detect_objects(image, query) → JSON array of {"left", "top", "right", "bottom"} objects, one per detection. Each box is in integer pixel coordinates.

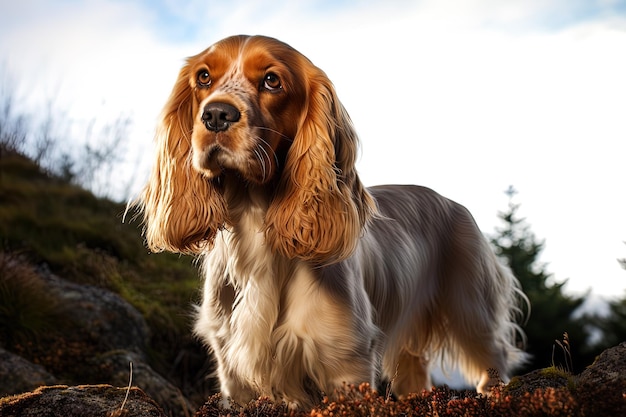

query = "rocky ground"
[
  {"left": 1, "top": 341, "right": 625, "bottom": 416},
  {"left": 0, "top": 258, "right": 197, "bottom": 416},
  {"left": 1, "top": 261, "right": 624, "bottom": 416}
]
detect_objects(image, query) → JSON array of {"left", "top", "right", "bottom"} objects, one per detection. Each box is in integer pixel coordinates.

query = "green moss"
[
  {"left": 540, "top": 366, "right": 568, "bottom": 378},
  {"left": 505, "top": 375, "right": 523, "bottom": 392},
  {"left": 0, "top": 147, "right": 203, "bottom": 392},
  {"left": 540, "top": 366, "right": 578, "bottom": 391}
]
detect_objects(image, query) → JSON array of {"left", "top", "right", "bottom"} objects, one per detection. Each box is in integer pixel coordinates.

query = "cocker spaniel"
[{"left": 137, "top": 35, "right": 527, "bottom": 408}]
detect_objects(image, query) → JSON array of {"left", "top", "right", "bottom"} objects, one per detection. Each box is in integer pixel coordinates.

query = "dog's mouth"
[
  {"left": 194, "top": 140, "right": 275, "bottom": 184},
  {"left": 205, "top": 145, "right": 225, "bottom": 173},
  {"left": 193, "top": 144, "right": 230, "bottom": 178}
]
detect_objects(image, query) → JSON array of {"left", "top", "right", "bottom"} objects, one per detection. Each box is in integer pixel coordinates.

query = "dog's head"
[{"left": 139, "top": 35, "right": 375, "bottom": 263}]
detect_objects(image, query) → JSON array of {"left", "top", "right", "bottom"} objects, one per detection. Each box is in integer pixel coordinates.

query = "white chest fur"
[{"left": 194, "top": 212, "right": 378, "bottom": 405}]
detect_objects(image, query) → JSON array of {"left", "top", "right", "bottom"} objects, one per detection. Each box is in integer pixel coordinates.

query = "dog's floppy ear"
[
  {"left": 265, "top": 65, "right": 376, "bottom": 264},
  {"left": 137, "top": 61, "right": 228, "bottom": 255}
]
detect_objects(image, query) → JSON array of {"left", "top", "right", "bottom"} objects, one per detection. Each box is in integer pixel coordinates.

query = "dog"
[{"left": 136, "top": 35, "right": 527, "bottom": 408}]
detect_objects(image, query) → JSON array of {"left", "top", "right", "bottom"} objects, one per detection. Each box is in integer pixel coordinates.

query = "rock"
[
  {"left": 33, "top": 272, "right": 196, "bottom": 416},
  {"left": 503, "top": 367, "right": 574, "bottom": 398},
  {"left": 576, "top": 341, "right": 626, "bottom": 416},
  {"left": 40, "top": 272, "right": 150, "bottom": 355},
  {"left": 577, "top": 341, "right": 626, "bottom": 387},
  {"left": 94, "top": 350, "right": 195, "bottom": 417},
  {"left": 501, "top": 342, "right": 626, "bottom": 415},
  {"left": 0, "top": 258, "right": 196, "bottom": 417},
  {"left": 0, "top": 348, "right": 58, "bottom": 396},
  {"left": 0, "top": 385, "right": 166, "bottom": 417}
]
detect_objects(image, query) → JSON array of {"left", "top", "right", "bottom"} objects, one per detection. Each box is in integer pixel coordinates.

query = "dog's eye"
[
  {"left": 263, "top": 73, "right": 282, "bottom": 92},
  {"left": 197, "top": 69, "right": 211, "bottom": 87}
]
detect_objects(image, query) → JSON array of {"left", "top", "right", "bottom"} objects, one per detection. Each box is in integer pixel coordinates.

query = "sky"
[{"left": 1, "top": 0, "right": 625, "bottom": 300}]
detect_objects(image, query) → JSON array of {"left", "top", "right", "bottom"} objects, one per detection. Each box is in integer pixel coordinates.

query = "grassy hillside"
[{"left": 0, "top": 146, "right": 212, "bottom": 402}]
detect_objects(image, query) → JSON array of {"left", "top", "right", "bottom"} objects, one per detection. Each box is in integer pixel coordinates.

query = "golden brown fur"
[
  {"left": 140, "top": 35, "right": 374, "bottom": 262},
  {"left": 136, "top": 35, "right": 528, "bottom": 409}
]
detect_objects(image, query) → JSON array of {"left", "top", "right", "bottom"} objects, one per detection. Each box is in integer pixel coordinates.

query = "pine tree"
[
  {"left": 592, "top": 247, "right": 626, "bottom": 348},
  {"left": 490, "top": 186, "right": 594, "bottom": 373},
  {"left": 596, "top": 297, "right": 626, "bottom": 348}
]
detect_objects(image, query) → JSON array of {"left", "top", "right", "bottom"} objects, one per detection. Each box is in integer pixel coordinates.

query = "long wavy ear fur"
[
  {"left": 265, "top": 66, "right": 376, "bottom": 264},
  {"left": 137, "top": 63, "right": 228, "bottom": 254}
]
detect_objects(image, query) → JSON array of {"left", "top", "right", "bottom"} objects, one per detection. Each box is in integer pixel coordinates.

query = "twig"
[
  {"left": 120, "top": 361, "right": 133, "bottom": 411},
  {"left": 108, "top": 361, "right": 133, "bottom": 417}
]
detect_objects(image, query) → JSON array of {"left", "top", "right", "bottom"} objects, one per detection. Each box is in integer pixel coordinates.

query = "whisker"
[
  {"left": 254, "top": 126, "right": 294, "bottom": 143},
  {"left": 256, "top": 137, "right": 280, "bottom": 170},
  {"left": 252, "top": 147, "right": 267, "bottom": 183},
  {"left": 258, "top": 146, "right": 272, "bottom": 182}
]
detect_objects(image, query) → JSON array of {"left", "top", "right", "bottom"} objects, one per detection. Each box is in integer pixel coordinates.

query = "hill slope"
[{"left": 0, "top": 147, "right": 212, "bottom": 414}]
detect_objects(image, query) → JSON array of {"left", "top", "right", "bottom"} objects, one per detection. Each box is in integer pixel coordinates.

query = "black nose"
[{"left": 201, "top": 102, "right": 241, "bottom": 132}]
